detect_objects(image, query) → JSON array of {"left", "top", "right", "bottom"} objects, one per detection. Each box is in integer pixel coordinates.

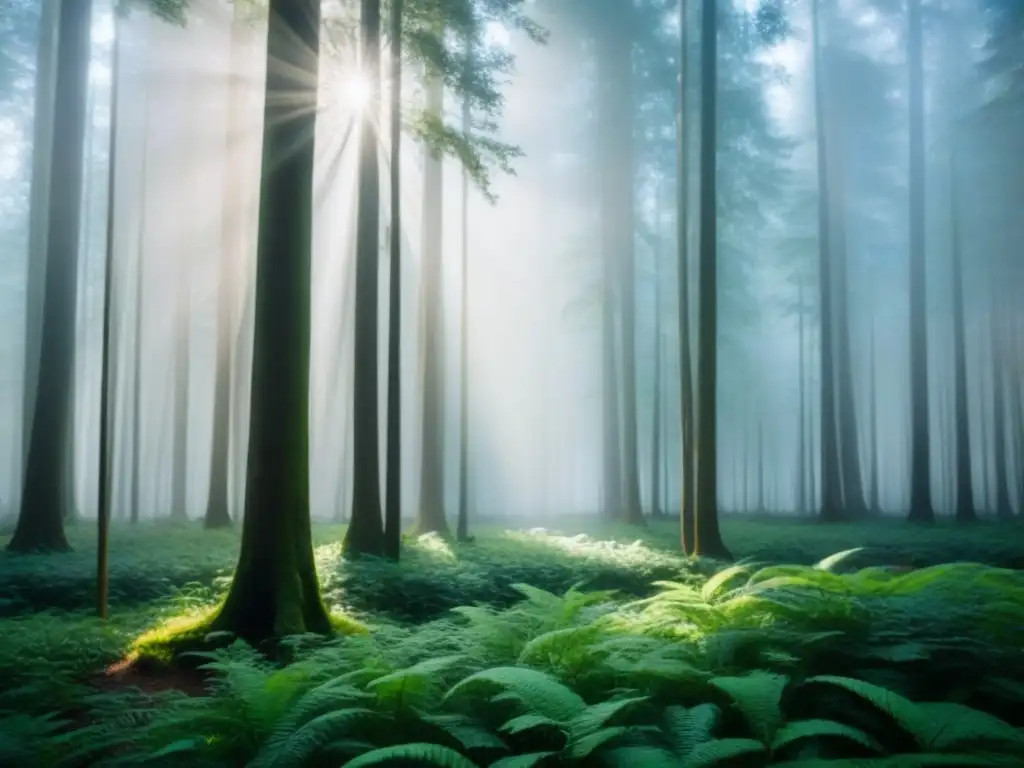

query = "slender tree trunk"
[
  {"left": 97, "top": 12, "right": 122, "bottom": 618},
  {"left": 949, "top": 137, "right": 976, "bottom": 522},
  {"left": 693, "top": 0, "right": 729, "bottom": 559},
  {"left": 811, "top": 0, "right": 844, "bottom": 523},
  {"left": 344, "top": 0, "right": 386, "bottom": 555},
  {"left": 757, "top": 420, "right": 764, "bottom": 514},
  {"left": 415, "top": 70, "right": 449, "bottom": 535},
  {"left": 796, "top": 282, "right": 807, "bottom": 514},
  {"left": 869, "top": 319, "right": 882, "bottom": 515},
  {"left": 456, "top": 57, "right": 471, "bottom": 543},
  {"left": 210, "top": 0, "right": 331, "bottom": 643},
  {"left": 596, "top": 21, "right": 624, "bottom": 522},
  {"left": 205, "top": 6, "right": 250, "bottom": 530},
  {"left": 907, "top": 0, "right": 934, "bottom": 522},
  {"left": 831, "top": 135, "right": 867, "bottom": 518},
  {"left": 383, "top": 0, "right": 404, "bottom": 558},
  {"left": 991, "top": 307, "right": 1014, "bottom": 518},
  {"left": 9, "top": 0, "right": 93, "bottom": 553},
  {"left": 649, "top": 215, "right": 663, "bottom": 519},
  {"left": 677, "top": 0, "right": 696, "bottom": 552},
  {"left": 612, "top": 28, "right": 644, "bottom": 527}
]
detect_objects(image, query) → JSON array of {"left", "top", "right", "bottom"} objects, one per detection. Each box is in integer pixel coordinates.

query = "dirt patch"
[{"left": 89, "top": 657, "right": 209, "bottom": 699}]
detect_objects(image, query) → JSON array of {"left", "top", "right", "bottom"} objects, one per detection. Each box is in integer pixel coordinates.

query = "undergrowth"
[{"left": 2, "top": 547, "right": 1023, "bottom": 767}]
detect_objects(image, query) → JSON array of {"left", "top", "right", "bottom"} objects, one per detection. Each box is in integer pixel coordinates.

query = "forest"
[{"left": 1, "top": 0, "right": 1023, "bottom": 764}]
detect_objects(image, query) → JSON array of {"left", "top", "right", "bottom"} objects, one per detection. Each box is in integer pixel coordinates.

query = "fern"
[
  {"left": 445, "top": 667, "right": 587, "bottom": 722},
  {"left": 709, "top": 671, "right": 788, "bottom": 743},
  {"left": 343, "top": 742, "right": 477, "bottom": 767}
]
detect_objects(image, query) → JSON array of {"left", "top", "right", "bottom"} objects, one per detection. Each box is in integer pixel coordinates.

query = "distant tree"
[{"left": 906, "top": 0, "right": 933, "bottom": 523}]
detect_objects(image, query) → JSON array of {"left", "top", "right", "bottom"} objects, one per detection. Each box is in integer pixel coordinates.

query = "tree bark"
[
  {"left": 906, "top": 0, "right": 934, "bottom": 522},
  {"left": 415, "top": 69, "right": 449, "bottom": 536},
  {"left": 693, "top": 0, "right": 730, "bottom": 559},
  {"left": 210, "top": 0, "right": 331, "bottom": 643},
  {"left": 344, "top": 0, "right": 386, "bottom": 555},
  {"left": 9, "top": 0, "right": 93, "bottom": 553}
]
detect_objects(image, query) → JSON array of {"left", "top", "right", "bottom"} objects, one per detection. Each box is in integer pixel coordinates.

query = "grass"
[{"left": 1, "top": 516, "right": 1023, "bottom": 766}]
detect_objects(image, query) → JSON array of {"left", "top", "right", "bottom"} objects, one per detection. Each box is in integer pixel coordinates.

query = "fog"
[{"left": 0, "top": 0, "right": 1021, "bottom": 529}]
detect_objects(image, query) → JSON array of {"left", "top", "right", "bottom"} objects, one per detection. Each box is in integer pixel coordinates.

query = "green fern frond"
[
  {"left": 814, "top": 548, "right": 865, "bottom": 572},
  {"left": 601, "top": 746, "right": 681, "bottom": 768},
  {"left": 445, "top": 667, "right": 587, "bottom": 722},
  {"left": 662, "top": 703, "right": 720, "bottom": 757},
  {"left": 253, "top": 707, "right": 386, "bottom": 768},
  {"left": 343, "top": 742, "right": 477, "bottom": 767},
  {"left": 567, "top": 726, "right": 632, "bottom": 759},
  {"left": 804, "top": 675, "right": 934, "bottom": 745},
  {"left": 488, "top": 751, "right": 559, "bottom": 768},
  {"left": 912, "top": 702, "right": 1024, "bottom": 752},
  {"left": 683, "top": 737, "right": 766, "bottom": 768},
  {"left": 708, "top": 672, "right": 788, "bottom": 743},
  {"left": 568, "top": 696, "right": 648, "bottom": 738},
  {"left": 770, "top": 719, "right": 883, "bottom": 754},
  {"left": 499, "top": 713, "right": 565, "bottom": 736},
  {"left": 701, "top": 564, "right": 751, "bottom": 602}
]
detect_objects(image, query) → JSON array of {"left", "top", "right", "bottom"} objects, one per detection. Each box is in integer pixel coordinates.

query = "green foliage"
[{"left": 2, "top": 524, "right": 1023, "bottom": 767}]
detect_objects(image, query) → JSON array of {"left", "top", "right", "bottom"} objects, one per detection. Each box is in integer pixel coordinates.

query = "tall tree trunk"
[
  {"left": 869, "top": 318, "right": 882, "bottom": 515},
  {"left": 597, "top": 19, "right": 624, "bottom": 522},
  {"left": 210, "top": 0, "right": 331, "bottom": 643},
  {"left": 757, "top": 420, "right": 764, "bottom": 514},
  {"left": 19, "top": 0, "right": 60, "bottom": 492},
  {"left": 831, "top": 143, "right": 867, "bottom": 518},
  {"left": 383, "top": 0, "right": 404, "bottom": 558},
  {"left": 97, "top": 11, "right": 122, "bottom": 618},
  {"left": 677, "top": 0, "right": 696, "bottom": 553},
  {"left": 693, "top": 0, "right": 729, "bottom": 559},
  {"left": 991, "top": 307, "right": 1014, "bottom": 518},
  {"left": 796, "top": 282, "right": 807, "bottom": 514},
  {"left": 649, "top": 216, "right": 663, "bottom": 519},
  {"left": 456, "top": 57, "right": 471, "bottom": 543},
  {"left": 205, "top": 4, "right": 250, "bottom": 530},
  {"left": 906, "top": 0, "right": 934, "bottom": 522},
  {"left": 9, "top": 0, "right": 93, "bottom": 553},
  {"left": 611, "top": 28, "right": 644, "bottom": 527},
  {"left": 344, "top": 0, "right": 386, "bottom": 555},
  {"left": 415, "top": 70, "right": 449, "bottom": 535},
  {"left": 949, "top": 137, "right": 976, "bottom": 522},
  {"left": 811, "top": 0, "right": 844, "bottom": 523}
]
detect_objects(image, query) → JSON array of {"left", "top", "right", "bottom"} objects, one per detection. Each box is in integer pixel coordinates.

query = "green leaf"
[
  {"left": 344, "top": 742, "right": 478, "bottom": 768},
  {"left": 445, "top": 667, "right": 587, "bottom": 722},
  {"left": 709, "top": 672, "right": 788, "bottom": 743},
  {"left": 684, "top": 737, "right": 766, "bottom": 768},
  {"left": 489, "top": 751, "right": 559, "bottom": 768},
  {"left": 770, "top": 719, "right": 883, "bottom": 754}
]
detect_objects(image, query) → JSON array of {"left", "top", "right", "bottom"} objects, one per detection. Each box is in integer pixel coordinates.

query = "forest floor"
[{"left": 1, "top": 516, "right": 1023, "bottom": 766}]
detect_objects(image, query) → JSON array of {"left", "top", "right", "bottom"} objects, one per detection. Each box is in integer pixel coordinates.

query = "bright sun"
[{"left": 336, "top": 71, "right": 372, "bottom": 112}]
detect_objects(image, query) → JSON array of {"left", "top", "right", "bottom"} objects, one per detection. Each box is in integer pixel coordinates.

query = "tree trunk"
[
  {"left": 210, "top": 0, "right": 331, "bottom": 643},
  {"left": 991, "top": 308, "right": 1014, "bottom": 519},
  {"left": 344, "top": 0, "right": 386, "bottom": 555},
  {"left": 383, "top": 0, "right": 404, "bottom": 558},
  {"left": 811, "top": 0, "right": 844, "bottom": 523},
  {"left": 949, "top": 137, "right": 976, "bottom": 522},
  {"left": 415, "top": 69, "right": 449, "bottom": 536},
  {"left": 676, "top": 0, "right": 696, "bottom": 553},
  {"left": 8, "top": 0, "right": 93, "bottom": 553},
  {"left": 693, "top": 0, "right": 730, "bottom": 559},
  {"left": 596, "top": 19, "right": 624, "bottom": 522},
  {"left": 796, "top": 282, "right": 807, "bottom": 514},
  {"left": 649, "top": 217, "right": 663, "bottom": 519},
  {"left": 869, "top": 319, "right": 882, "bottom": 515},
  {"left": 19, "top": 0, "right": 60, "bottom": 493},
  {"left": 205, "top": 6, "right": 251, "bottom": 530},
  {"left": 456, "top": 55, "right": 471, "bottom": 543},
  {"left": 906, "top": 0, "right": 934, "bottom": 522}
]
